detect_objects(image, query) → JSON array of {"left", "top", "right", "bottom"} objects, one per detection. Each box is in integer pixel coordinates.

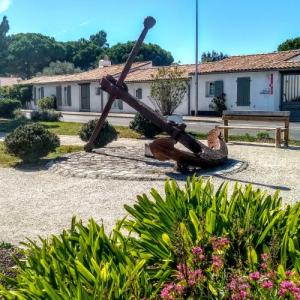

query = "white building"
[{"left": 24, "top": 50, "right": 300, "bottom": 120}]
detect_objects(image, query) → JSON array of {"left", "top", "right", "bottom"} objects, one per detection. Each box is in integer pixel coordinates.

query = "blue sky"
[{"left": 1, "top": 0, "right": 300, "bottom": 64}]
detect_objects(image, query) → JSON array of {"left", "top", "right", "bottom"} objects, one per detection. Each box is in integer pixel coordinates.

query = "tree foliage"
[
  {"left": 38, "top": 61, "right": 81, "bottom": 76},
  {"left": 150, "top": 66, "right": 188, "bottom": 115},
  {"left": 278, "top": 37, "right": 300, "bottom": 51},
  {"left": 1, "top": 16, "right": 174, "bottom": 78},
  {"left": 0, "top": 16, "right": 9, "bottom": 75},
  {"left": 7, "top": 33, "right": 66, "bottom": 78},
  {"left": 107, "top": 41, "right": 174, "bottom": 66},
  {"left": 201, "top": 51, "right": 228, "bottom": 62}
]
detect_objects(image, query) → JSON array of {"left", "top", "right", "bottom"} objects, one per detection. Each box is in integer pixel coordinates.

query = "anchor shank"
[{"left": 101, "top": 77, "right": 206, "bottom": 154}]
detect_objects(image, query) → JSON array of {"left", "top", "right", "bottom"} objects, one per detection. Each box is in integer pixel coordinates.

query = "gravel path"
[{"left": 0, "top": 139, "right": 300, "bottom": 245}]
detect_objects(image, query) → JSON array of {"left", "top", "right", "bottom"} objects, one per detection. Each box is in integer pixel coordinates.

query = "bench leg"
[
  {"left": 284, "top": 121, "right": 289, "bottom": 147},
  {"left": 275, "top": 128, "right": 281, "bottom": 148},
  {"left": 224, "top": 119, "right": 229, "bottom": 142}
]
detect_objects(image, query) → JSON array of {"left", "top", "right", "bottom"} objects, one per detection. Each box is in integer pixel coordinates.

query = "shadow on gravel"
[
  {"left": 214, "top": 174, "right": 291, "bottom": 191},
  {"left": 13, "top": 157, "right": 68, "bottom": 172}
]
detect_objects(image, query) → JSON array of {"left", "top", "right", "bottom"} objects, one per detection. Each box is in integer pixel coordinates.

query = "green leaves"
[{"left": 1, "top": 177, "right": 299, "bottom": 299}]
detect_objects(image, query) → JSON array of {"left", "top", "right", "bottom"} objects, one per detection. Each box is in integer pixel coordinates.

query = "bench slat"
[{"left": 217, "top": 125, "right": 287, "bottom": 131}]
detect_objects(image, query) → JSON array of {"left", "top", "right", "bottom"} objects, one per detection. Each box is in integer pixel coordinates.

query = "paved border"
[{"left": 46, "top": 146, "right": 248, "bottom": 181}]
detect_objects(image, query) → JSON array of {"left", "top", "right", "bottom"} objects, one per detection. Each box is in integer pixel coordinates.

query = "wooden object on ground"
[{"left": 220, "top": 111, "right": 290, "bottom": 147}]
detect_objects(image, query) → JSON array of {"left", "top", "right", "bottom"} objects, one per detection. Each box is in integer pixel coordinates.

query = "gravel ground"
[{"left": 0, "top": 139, "right": 300, "bottom": 245}]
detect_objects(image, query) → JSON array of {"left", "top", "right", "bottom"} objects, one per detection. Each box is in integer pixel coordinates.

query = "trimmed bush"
[
  {"left": 129, "top": 112, "right": 162, "bottom": 138},
  {"left": 30, "top": 109, "right": 62, "bottom": 122},
  {"left": 4, "top": 123, "right": 60, "bottom": 162},
  {"left": 0, "top": 99, "right": 21, "bottom": 118},
  {"left": 0, "top": 178, "right": 300, "bottom": 299},
  {"left": 37, "top": 96, "right": 56, "bottom": 110},
  {"left": 79, "top": 119, "right": 117, "bottom": 148}
]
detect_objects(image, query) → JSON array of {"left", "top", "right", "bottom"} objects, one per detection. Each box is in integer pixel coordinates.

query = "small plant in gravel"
[
  {"left": 129, "top": 112, "right": 162, "bottom": 138},
  {"left": 4, "top": 123, "right": 60, "bottom": 162},
  {"left": 79, "top": 119, "right": 118, "bottom": 148}
]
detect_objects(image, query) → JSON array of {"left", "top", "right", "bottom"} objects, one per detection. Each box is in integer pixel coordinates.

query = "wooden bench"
[{"left": 217, "top": 111, "right": 290, "bottom": 148}]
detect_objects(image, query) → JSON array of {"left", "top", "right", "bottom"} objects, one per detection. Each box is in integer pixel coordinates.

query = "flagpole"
[{"left": 195, "top": 0, "right": 199, "bottom": 115}]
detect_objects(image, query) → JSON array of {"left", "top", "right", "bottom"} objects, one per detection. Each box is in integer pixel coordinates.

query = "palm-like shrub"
[
  {"left": 79, "top": 119, "right": 117, "bottom": 148},
  {"left": 0, "top": 218, "right": 160, "bottom": 299},
  {"left": 129, "top": 112, "right": 162, "bottom": 138},
  {"left": 1, "top": 178, "right": 299, "bottom": 299},
  {"left": 4, "top": 123, "right": 60, "bottom": 162},
  {"left": 124, "top": 178, "right": 300, "bottom": 272}
]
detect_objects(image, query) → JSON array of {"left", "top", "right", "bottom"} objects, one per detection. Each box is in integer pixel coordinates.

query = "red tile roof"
[
  {"left": 22, "top": 62, "right": 153, "bottom": 85},
  {"left": 197, "top": 50, "right": 300, "bottom": 74},
  {"left": 0, "top": 77, "right": 22, "bottom": 87},
  {"left": 22, "top": 50, "right": 300, "bottom": 85}
]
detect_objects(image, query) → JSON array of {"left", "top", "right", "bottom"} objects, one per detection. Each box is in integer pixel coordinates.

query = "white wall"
[
  {"left": 190, "top": 71, "right": 281, "bottom": 113},
  {"left": 32, "top": 70, "right": 281, "bottom": 115}
]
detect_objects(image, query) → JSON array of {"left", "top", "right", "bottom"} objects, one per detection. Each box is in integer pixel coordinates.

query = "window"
[
  {"left": 205, "top": 82, "right": 215, "bottom": 97},
  {"left": 136, "top": 88, "right": 143, "bottom": 99},
  {"left": 95, "top": 87, "right": 101, "bottom": 95},
  {"left": 205, "top": 81, "right": 224, "bottom": 97},
  {"left": 62, "top": 86, "right": 72, "bottom": 106},
  {"left": 38, "top": 87, "right": 44, "bottom": 99}
]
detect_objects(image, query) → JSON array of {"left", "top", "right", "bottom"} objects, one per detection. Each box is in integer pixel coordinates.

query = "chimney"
[{"left": 99, "top": 55, "right": 111, "bottom": 68}]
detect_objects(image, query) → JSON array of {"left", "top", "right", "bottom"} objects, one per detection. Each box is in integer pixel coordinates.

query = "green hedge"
[{"left": 0, "top": 98, "right": 21, "bottom": 118}]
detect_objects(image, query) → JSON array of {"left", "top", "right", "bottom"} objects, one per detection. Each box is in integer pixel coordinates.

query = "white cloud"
[
  {"left": 0, "top": 0, "right": 12, "bottom": 14},
  {"left": 79, "top": 20, "right": 91, "bottom": 27}
]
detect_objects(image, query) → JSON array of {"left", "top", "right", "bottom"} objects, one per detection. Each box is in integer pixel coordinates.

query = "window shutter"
[
  {"left": 56, "top": 86, "right": 62, "bottom": 106},
  {"left": 41, "top": 87, "right": 44, "bottom": 98},
  {"left": 67, "top": 85, "right": 72, "bottom": 106},
  {"left": 136, "top": 88, "right": 143, "bottom": 99},
  {"left": 33, "top": 87, "right": 36, "bottom": 104},
  {"left": 214, "top": 81, "right": 223, "bottom": 97},
  {"left": 237, "top": 77, "right": 250, "bottom": 106}
]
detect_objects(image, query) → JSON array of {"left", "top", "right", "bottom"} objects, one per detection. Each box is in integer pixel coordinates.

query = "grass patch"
[
  {"left": 40, "top": 121, "right": 82, "bottom": 135},
  {"left": 0, "top": 142, "right": 83, "bottom": 167},
  {"left": 115, "top": 126, "right": 141, "bottom": 139},
  {"left": 0, "top": 142, "right": 19, "bottom": 167}
]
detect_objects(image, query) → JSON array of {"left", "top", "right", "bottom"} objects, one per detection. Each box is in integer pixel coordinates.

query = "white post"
[{"left": 195, "top": 0, "right": 199, "bottom": 115}]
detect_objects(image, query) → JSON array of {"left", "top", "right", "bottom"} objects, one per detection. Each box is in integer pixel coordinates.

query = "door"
[
  {"left": 281, "top": 73, "right": 300, "bottom": 121},
  {"left": 237, "top": 77, "right": 251, "bottom": 106},
  {"left": 80, "top": 84, "right": 90, "bottom": 111}
]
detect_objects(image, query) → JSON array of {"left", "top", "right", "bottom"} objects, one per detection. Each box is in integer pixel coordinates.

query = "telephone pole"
[{"left": 195, "top": 0, "right": 199, "bottom": 115}]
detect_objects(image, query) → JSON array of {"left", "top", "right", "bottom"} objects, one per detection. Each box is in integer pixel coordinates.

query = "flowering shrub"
[
  {"left": 1, "top": 178, "right": 300, "bottom": 299},
  {"left": 160, "top": 239, "right": 300, "bottom": 300}
]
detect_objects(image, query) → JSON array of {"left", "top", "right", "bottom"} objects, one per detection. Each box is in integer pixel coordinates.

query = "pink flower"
[
  {"left": 212, "top": 255, "right": 224, "bottom": 271},
  {"left": 239, "top": 290, "right": 247, "bottom": 298},
  {"left": 192, "top": 246, "right": 203, "bottom": 255},
  {"left": 187, "top": 268, "right": 204, "bottom": 285},
  {"left": 160, "top": 283, "right": 175, "bottom": 300},
  {"left": 278, "top": 280, "right": 299, "bottom": 297},
  {"left": 211, "top": 236, "right": 230, "bottom": 251},
  {"left": 261, "top": 280, "right": 273, "bottom": 289},
  {"left": 260, "top": 262, "right": 268, "bottom": 270},
  {"left": 192, "top": 246, "right": 205, "bottom": 260},
  {"left": 261, "top": 253, "right": 269, "bottom": 262},
  {"left": 249, "top": 271, "right": 260, "bottom": 281},
  {"left": 175, "top": 284, "right": 185, "bottom": 295}
]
